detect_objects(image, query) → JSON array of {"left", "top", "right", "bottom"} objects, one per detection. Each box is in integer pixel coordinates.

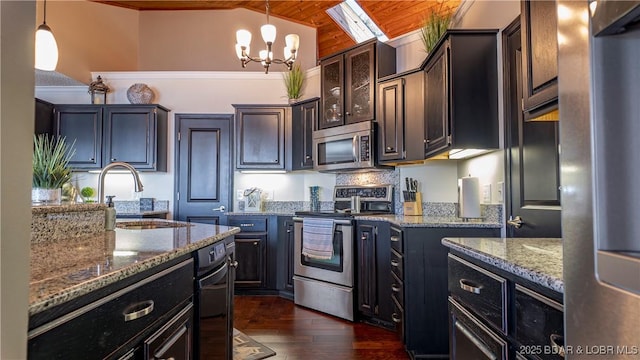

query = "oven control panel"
[{"left": 334, "top": 184, "right": 393, "bottom": 202}]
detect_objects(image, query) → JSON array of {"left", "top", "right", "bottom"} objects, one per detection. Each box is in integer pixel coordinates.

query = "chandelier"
[{"left": 235, "top": 0, "right": 300, "bottom": 74}]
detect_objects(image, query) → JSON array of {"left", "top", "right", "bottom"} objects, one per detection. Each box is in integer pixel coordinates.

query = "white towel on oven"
[{"left": 302, "top": 218, "right": 335, "bottom": 260}]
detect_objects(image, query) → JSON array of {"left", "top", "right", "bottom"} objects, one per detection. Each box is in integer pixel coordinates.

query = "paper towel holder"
[{"left": 458, "top": 176, "right": 482, "bottom": 220}]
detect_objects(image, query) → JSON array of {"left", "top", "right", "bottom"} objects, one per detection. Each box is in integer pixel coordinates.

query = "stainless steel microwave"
[{"left": 313, "top": 121, "right": 388, "bottom": 172}]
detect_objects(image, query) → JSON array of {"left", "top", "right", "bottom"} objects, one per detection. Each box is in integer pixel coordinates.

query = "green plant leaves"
[
  {"left": 283, "top": 64, "right": 305, "bottom": 100},
  {"left": 32, "top": 134, "right": 76, "bottom": 189},
  {"left": 420, "top": 12, "right": 452, "bottom": 54}
]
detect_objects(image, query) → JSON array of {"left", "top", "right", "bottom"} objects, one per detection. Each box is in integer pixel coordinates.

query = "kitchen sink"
[{"left": 116, "top": 220, "right": 192, "bottom": 230}]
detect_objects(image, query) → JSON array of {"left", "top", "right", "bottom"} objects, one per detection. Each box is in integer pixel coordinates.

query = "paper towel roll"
[{"left": 458, "top": 177, "right": 481, "bottom": 218}]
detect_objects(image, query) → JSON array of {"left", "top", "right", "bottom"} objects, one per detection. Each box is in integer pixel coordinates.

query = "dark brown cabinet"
[
  {"left": 143, "top": 304, "right": 193, "bottom": 360},
  {"left": 28, "top": 258, "right": 194, "bottom": 360},
  {"left": 446, "top": 252, "right": 564, "bottom": 360},
  {"left": 319, "top": 39, "right": 396, "bottom": 129},
  {"left": 356, "top": 220, "right": 393, "bottom": 327},
  {"left": 291, "top": 98, "right": 318, "bottom": 170},
  {"left": 35, "top": 98, "right": 55, "bottom": 136},
  {"left": 397, "top": 227, "right": 500, "bottom": 358},
  {"left": 277, "top": 217, "right": 295, "bottom": 299},
  {"left": 377, "top": 70, "right": 425, "bottom": 163},
  {"left": 234, "top": 105, "right": 290, "bottom": 171},
  {"left": 521, "top": 0, "right": 558, "bottom": 119},
  {"left": 54, "top": 104, "right": 168, "bottom": 171},
  {"left": 226, "top": 216, "right": 278, "bottom": 293},
  {"left": 422, "top": 30, "right": 499, "bottom": 159}
]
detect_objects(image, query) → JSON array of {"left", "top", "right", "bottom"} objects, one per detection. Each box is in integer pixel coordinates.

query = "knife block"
[{"left": 403, "top": 192, "right": 423, "bottom": 216}]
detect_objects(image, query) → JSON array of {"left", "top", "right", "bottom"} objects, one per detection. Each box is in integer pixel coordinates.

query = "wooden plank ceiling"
[{"left": 93, "top": 1, "right": 461, "bottom": 58}]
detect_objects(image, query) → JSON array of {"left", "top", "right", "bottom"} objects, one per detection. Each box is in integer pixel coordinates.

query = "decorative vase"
[
  {"left": 127, "top": 83, "right": 155, "bottom": 104},
  {"left": 32, "top": 188, "right": 62, "bottom": 205}
]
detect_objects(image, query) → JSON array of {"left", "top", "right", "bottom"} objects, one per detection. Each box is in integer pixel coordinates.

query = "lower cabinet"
[
  {"left": 398, "top": 227, "right": 501, "bottom": 358},
  {"left": 225, "top": 215, "right": 278, "bottom": 294},
  {"left": 355, "top": 220, "right": 393, "bottom": 327},
  {"left": 447, "top": 252, "right": 564, "bottom": 360},
  {"left": 28, "top": 258, "right": 195, "bottom": 360},
  {"left": 277, "top": 216, "right": 295, "bottom": 299}
]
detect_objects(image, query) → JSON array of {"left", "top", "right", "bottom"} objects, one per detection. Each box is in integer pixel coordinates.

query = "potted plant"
[
  {"left": 283, "top": 63, "right": 305, "bottom": 103},
  {"left": 32, "top": 134, "right": 75, "bottom": 205},
  {"left": 420, "top": 11, "right": 452, "bottom": 54}
]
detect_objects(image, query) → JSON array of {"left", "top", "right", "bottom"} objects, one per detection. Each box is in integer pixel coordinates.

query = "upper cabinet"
[
  {"left": 54, "top": 104, "right": 168, "bottom": 171},
  {"left": 234, "top": 102, "right": 316, "bottom": 172},
  {"left": 377, "top": 70, "right": 425, "bottom": 164},
  {"left": 422, "top": 30, "right": 499, "bottom": 159},
  {"left": 319, "top": 39, "right": 396, "bottom": 129},
  {"left": 521, "top": 0, "right": 558, "bottom": 120}
]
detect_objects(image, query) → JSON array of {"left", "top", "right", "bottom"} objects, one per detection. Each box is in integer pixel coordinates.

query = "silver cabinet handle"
[
  {"left": 391, "top": 284, "right": 401, "bottom": 292},
  {"left": 390, "top": 236, "right": 399, "bottom": 242},
  {"left": 229, "top": 259, "right": 239, "bottom": 268},
  {"left": 240, "top": 223, "right": 254, "bottom": 227},
  {"left": 550, "top": 334, "right": 565, "bottom": 358},
  {"left": 391, "top": 313, "right": 402, "bottom": 323},
  {"left": 459, "top": 279, "right": 482, "bottom": 294},
  {"left": 507, "top": 215, "right": 524, "bottom": 228},
  {"left": 390, "top": 260, "right": 399, "bottom": 267},
  {"left": 123, "top": 300, "right": 154, "bottom": 322},
  {"left": 212, "top": 205, "right": 226, "bottom": 213}
]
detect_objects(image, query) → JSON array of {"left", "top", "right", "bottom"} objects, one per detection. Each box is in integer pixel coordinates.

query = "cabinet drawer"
[
  {"left": 227, "top": 217, "right": 267, "bottom": 232},
  {"left": 390, "top": 248, "right": 403, "bottom": 280},
  {"left": 391, "top": 271, "right": 404, "bottom": 307},
  {"left": 449, "top": 297, "right": 508, "bottom": 360},
  {"left": 515, "top": 284, "right": 564, "bottom": 360},
  {"left": 391, "top": 296, "right": 404, "bottom": 341},
  {"left": 448, "top": 254, "right": 507, "bottom": 334},
  {"left": 28, "top": 259, "right": 194, "bottom": 359},
  {"left": 390, "top": 227, "right": 403, "bottom": 253}
]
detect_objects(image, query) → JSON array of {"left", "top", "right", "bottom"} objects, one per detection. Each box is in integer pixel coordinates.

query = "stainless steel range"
[{"left": 293, "top": 184, "right": 393, "bottom": 321}]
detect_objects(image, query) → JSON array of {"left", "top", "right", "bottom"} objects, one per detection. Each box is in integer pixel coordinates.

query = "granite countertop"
[
  {"left": 116, "top": 210, "right": 170, "bottom": 216},
  {"left": 441, "top": 237, "right": 563, "bottom": 293},
  {"left": 29, "top": 219, "right": 240, "bottom": 316},
  {"left": 226, "top": 211, "right": 295, "bottom": 216},
  {"left": 356, "top": 214, "right": 502, "bottom": 228}
]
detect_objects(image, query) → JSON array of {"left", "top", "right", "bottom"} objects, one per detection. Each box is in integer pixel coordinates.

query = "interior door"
[
  {"left": 174, "top": 114, "right": 232, "bottom": 225},
  {"left": 504, "top": 19, "right": 561, "bottom": 237}
]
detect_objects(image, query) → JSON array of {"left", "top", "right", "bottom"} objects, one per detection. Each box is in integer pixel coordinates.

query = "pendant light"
[{"left": 35, "top": 0, "right": 59, "bottom": 71}]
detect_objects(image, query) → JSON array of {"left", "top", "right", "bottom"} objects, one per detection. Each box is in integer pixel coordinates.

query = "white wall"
[
  {"left": 1, "top": 1, "right": 34, "bottom": 357},
  {"left": 398, "top": 161, "right": 459, "bottom": 202}
]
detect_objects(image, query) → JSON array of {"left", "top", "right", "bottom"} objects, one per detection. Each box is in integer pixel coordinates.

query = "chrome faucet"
[{"left": 97, "top": 161, "right": 144, "bottom": 204}]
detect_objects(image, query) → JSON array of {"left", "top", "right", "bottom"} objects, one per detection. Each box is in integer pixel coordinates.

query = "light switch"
[
  {"left": 497, "top": 181, "right": 504, "bottom": 203},
  {"left": 237, "top": 190, "right": 244, "bottom": 200}
]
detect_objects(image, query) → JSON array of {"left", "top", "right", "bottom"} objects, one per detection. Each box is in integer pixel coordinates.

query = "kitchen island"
[{"left": 28, "top": 217, "right": 240, "bottom": 360}]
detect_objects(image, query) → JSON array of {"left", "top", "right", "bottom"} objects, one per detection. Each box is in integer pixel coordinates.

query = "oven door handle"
[
  {"left": 293, "top": 217, "right": 352, "bottom": 226},
  {"left": 198, "top": 261, "right": 228, "bottom": 288}
]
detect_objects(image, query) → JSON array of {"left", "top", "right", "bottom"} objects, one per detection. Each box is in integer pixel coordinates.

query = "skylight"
[{"left": 326, "top": 0, "right": 389, "bottom": 43}]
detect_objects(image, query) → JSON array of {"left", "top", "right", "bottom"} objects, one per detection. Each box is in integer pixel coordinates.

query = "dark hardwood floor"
[{"left": 233, "top": 295, "right": 409, "bottom": 360}]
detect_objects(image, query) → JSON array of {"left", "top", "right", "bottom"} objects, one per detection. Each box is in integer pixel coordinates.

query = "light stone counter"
[
  {"left": 29, "top": 219, "right": 240, "bottom": 316},
  {"left": 441, "top": 237, "right": 563, "bottom": 293}
]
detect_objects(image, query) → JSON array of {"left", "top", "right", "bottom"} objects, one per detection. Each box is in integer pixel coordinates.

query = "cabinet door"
[
  {"left": 378, "top": 79, "right": 404, "bottom": 161},
  {"left": 104, "top": 106, "right": 156, "bottom": 169},
  {"left": 357, "top": 223, "right": 377, "bottom": 317},
  {"left": 55, "top": 105, "right": 103, "bottom": 170},
  {"left": 521, "top": 0, "right": 558, "bottom": 116},
  {"left": 234, "top": 236, "right": 266, "bottom": 288},
  {"left": 449, "top": 298, "right": 508, "bottom": 360},
  {"left": 292, "top": 99, "right": 317, "bottom": 170},
  {"left": 320, "top": 55, "right": 344, "bottom": 129},
  {"left": 424, "top": 42, "right": 450, "bottom": 158},
  {"left": 144, "top": 304, "right": 193, "bottom": 360},
  {"left": 235, "top": 106, "right": 286, "bottom": 170},
  {"left": 345, "top": 43, "right": 375, "bottom": 124}
]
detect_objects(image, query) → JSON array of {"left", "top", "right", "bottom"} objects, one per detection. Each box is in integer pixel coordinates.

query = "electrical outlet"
[
  {"left": 482, "top": 184, "right": 492, "bottom": 204},
  {"left": 497, "top": 181, "right": 504, "bottom": 203},
  {"left": 263, "top": 189, "right": 274, "bottom": 200},
  {"left": 237, "top": 190, "right": 244, "bottom": 200}
]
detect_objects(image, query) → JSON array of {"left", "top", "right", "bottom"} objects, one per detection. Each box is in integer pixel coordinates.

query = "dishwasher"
[{"left": 194, "top": 238, "right": 236, "bottom": 360}]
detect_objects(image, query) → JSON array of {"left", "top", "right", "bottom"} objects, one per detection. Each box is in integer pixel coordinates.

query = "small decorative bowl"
[{"left": 127, "top": 83, "right": 155, "bottom": 104}]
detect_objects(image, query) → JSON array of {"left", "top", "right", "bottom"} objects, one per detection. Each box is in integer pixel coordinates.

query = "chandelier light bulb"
[
  {"left": 35, "top": 23, "right": 58, "bottom": 71},
  {"left": 284, "top": 46, "right": 290, "bottom": 60},
  {"left": 285, "top": 34, "right": 300, "bottom": 51},
  {"left": 235, "top": 44, "right": 245, "bottom": 59},
  {"left": 259, "top": 50, "right": 269, "bottom": 61},
  {"left": 236, "top": 29, "right": 252, "bottom": 47},
  {"left": 261, "top": 24, "right": 276, "bottom": 44}
]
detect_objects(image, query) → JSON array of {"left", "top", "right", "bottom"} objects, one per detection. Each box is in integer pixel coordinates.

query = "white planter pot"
[{"left": 32, "top": 188, "right": 62, "bottom": 205}]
